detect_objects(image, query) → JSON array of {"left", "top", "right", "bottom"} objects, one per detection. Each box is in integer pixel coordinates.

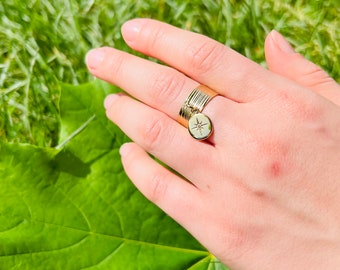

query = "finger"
[
  {"left": 119, "top": 142, "right": 205, "bottom": 232},
  {"left": 86, "top": 46, "right": 197, "bottom": 118},
  {"left": 105, "top": 93, "right": 217, "bottom": 185},
  {"left": 86, "top": 46, "right": 240, "bottom": 145},
  {"left": 265, "top": 30, "right": 340, "bottom": 106},
  {"left": 121, "top": 18, "right": 271, "bottom": 103}
]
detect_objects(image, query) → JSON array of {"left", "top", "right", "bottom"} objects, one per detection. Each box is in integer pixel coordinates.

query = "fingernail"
[
  {"left": 270, "top": 30, "right": 295, "bottom": 54},
  {"left": 119, "top": 143, "right": 132, "bottom": 157},
  {"left": 104, "top": 94, "right": 119, "bottom": 110},
  {"left": 86, "top": 48, "right": 105, "bottom": 70},
  {"left": 122, "top": 19, "right": 142, "bottom": 43}
]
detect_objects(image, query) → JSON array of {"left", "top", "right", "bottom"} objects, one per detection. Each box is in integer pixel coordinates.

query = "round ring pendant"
[{"left": 188, "top": 113, "right": 213, "bottom": 140}]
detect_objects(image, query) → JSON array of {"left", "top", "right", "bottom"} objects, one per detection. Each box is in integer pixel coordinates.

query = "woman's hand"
[{"left": 86, "top": 19, "right": 340, "bottom": 269}]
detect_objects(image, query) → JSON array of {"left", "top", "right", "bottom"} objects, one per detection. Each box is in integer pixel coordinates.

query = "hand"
[{"left": 86, "top": 19, "right": 340, "bottom": 269}]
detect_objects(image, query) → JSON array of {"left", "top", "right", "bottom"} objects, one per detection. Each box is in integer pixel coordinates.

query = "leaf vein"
[
  {"left": 82, "top": 241, "right": 125, "bottom": 269},
  {"left": 54, "top": 184, "right": 92, "bottom": 231},
  {"left": 0, "top": 234, "right": 89, "bottom": 257},
  {"left": 0, "top": 219, "right": 207, "bottom": 257},
  {"left": 0, "top": 219, "right": 25, "bottom": 233}
]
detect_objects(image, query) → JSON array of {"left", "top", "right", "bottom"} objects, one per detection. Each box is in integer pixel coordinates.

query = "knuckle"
[
  {"left": 147, "top": 171, "right": 168, "bottom": 203},
  {"left": 142, "top": 116, "right": 167, "bottom": 152},
  {"left": 215, "top": 221, "right": 251, "bottom": 261},
  {"left": 275, "top": 89, "right": 324, "bottom": 122},
  {"left": 106, "top": 50, "right": 125, "bottom": 78},
  {"left": 185, "top": 39, "right": 224, "bottom": 75},
  {"left": 302, "top": 63, "right": 334, "bottom": 88},
  {"left": 150, "top": 69, "right": 184, "bottom": 107},
  {"left": 213, "top": 201, "right": 264, "bottom": 261},
  {"left": 144, "top": 24, "right": 166, "bottom": 55}
]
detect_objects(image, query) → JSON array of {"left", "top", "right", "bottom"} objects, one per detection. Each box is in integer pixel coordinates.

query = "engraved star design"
[{"left": 192, "top": 117, "right": 208, "bottom": 135}]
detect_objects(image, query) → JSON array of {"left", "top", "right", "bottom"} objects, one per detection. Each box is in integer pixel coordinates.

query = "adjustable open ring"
[{"left": 178, "top": 85, "right": 218, "bottom": 140}]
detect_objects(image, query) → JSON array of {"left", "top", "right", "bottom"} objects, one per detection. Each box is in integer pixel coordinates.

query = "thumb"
[{"left": 265, "top": 30, "right": 340, "bottom": 105}]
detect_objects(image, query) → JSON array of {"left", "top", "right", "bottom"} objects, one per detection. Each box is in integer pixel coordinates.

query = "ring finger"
[{"left": 105, "top": 92, "right": 217, "bottom": 186}]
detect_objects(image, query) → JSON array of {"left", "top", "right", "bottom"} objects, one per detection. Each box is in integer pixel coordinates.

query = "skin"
[{"left": 86, "top": 19, "right": 340, "bottom": 269}]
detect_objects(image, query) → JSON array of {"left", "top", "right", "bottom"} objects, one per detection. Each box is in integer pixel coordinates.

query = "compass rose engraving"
[
  {"left": 192, "top": 117, "right": 208, "bottom": 135},
  {"left": 188, "top": 113, "right": 213, "bottom": 140}
]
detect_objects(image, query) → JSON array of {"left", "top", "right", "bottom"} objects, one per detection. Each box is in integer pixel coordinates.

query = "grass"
[{"left": 0, "top": 0, "right": 339, "bottom": 147}]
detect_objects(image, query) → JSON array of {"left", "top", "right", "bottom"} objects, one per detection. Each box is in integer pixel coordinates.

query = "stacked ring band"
[{"left": 178, "top": 85, "right": 218, "bottom": 140}]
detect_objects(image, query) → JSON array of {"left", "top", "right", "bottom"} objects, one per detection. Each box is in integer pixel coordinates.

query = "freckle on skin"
[
  {"left": 255, "top": 140, "right": 286, "bottom": 179},
  {"left": 252, "top": 135, "right": 294, "bottom": 181},
  {"left": 269, "top": 161, "right": 281, "bottom": 178},
  {"left": 316, "top": 126, "right": 330, "bottom": 139}
]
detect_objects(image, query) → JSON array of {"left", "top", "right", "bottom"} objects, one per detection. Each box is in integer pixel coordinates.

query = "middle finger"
[{"left": 87, "top": 46, "right": 201, "bottom": 117}]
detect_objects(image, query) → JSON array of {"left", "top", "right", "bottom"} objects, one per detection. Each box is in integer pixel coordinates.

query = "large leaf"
[{"left": 0, "top": 80, "right": 229, "bottom": 269}]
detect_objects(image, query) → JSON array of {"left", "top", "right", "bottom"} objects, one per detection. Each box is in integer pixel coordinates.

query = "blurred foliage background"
[{"left": 0, "top": 0, "right": 339, "bottom": 147}]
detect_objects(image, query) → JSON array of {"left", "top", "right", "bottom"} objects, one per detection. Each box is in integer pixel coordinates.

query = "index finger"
[{"left": 121, "top": 18, "right": 269, "bottom": 102}]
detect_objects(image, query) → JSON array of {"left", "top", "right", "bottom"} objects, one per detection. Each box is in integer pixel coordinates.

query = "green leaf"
[{"left": 0, "top": 80, "right": 229, "bottom": 269}]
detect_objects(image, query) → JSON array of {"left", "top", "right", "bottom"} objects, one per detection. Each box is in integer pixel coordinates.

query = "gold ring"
[{"left": 178, "top": 85, "right": 218, "bottom": 140}]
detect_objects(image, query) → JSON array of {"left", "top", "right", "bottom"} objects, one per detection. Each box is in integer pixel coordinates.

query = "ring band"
[{"left": 178, "top": 85, "right": 218, "bottom": 140}]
